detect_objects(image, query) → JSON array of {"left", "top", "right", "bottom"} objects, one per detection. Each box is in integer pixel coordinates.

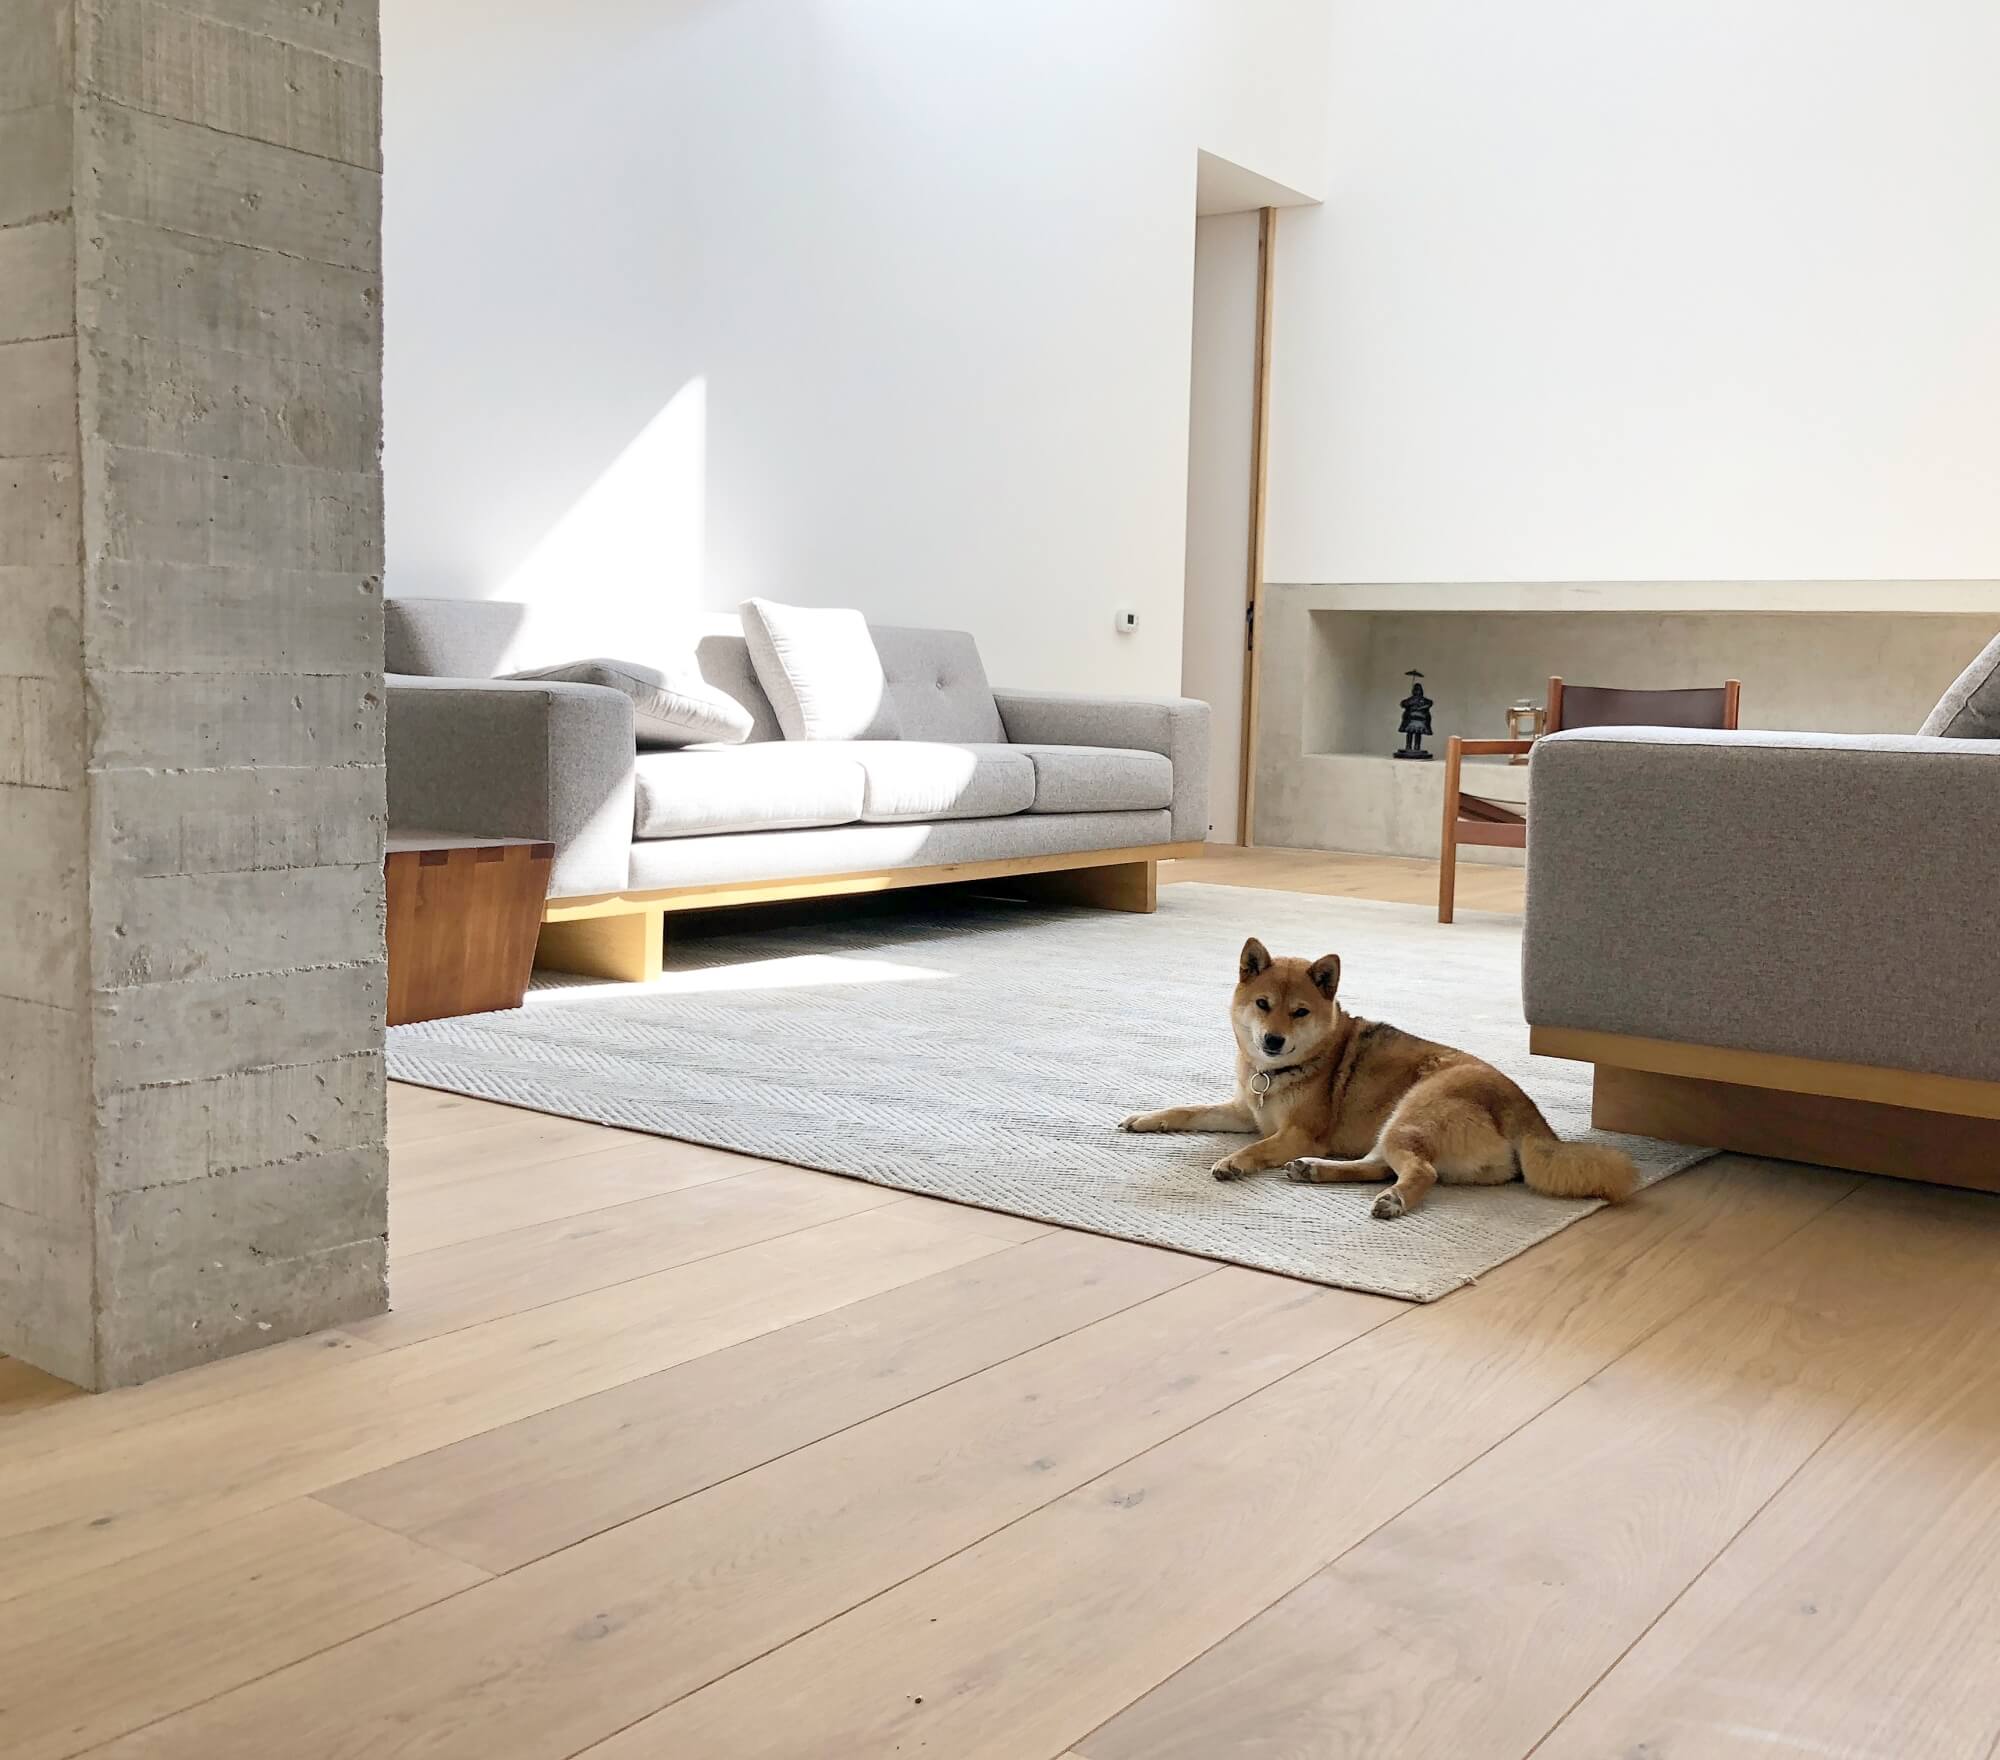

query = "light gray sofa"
[
  {"left": 1522, "top": 632, "right": 2000, "bottom": 1189},
  {"left": 385, "top": 598, "right": 1209, "bottom": 979}
]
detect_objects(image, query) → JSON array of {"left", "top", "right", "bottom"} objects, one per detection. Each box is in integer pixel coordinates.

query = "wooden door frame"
[{"left": 1235, "top": 205, "right": 1276, "bottom": 845}]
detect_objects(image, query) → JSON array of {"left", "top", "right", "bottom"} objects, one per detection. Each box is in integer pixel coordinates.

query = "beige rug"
[{"left": 386, "top": 884, "right": 1711, "bottom": 1301}]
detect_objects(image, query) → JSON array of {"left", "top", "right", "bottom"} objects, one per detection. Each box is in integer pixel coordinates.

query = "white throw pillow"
[
  {"left": 739, "top": 598, "right": 902, "bottom": 741},
  {"left": 507, "top": 658, "right": 754, "bottom": 749}
]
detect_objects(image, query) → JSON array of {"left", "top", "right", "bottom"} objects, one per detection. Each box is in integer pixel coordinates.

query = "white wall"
[
  {"left": 383, "top": 0, "right": 1329, "bottom": 693},
  {"left": 1182, "top": 211, "right": 1261, "bottom": 839},
  {"left": 1267, "top": 0, "right": 2000, "bottom": 584}
]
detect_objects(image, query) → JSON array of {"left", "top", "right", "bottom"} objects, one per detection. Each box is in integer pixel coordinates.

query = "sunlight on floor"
[{"left": 525, "top": 953, "right": 956, "bottom": 1003}]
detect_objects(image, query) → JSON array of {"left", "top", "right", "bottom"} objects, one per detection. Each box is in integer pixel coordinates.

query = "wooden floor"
[{"left": 6, "top": 846, "right": 1999, "bottom": 1760}]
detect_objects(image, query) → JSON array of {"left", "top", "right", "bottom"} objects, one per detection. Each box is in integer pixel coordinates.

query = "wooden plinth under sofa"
[{"left": 383, "top": 598, "right": 1210, "bottom": 984}]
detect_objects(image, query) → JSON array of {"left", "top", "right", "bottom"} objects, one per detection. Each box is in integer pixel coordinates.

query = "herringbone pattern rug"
[{"left": 387, "top": 884, "right": 1710, "bottom": 1300}]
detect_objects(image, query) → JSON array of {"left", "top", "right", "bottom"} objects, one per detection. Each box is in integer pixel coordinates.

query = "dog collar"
[{"left": 1248, "top": 1064, "right": 1305, "bottom": 1096}]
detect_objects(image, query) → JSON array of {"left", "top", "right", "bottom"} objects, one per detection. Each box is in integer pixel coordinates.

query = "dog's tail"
[{"left": 1516, "top": 1125, "right": 1639, "bottom": 1203}]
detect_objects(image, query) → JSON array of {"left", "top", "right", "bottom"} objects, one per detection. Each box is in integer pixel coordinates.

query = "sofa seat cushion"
[
  {"left": 826, "top": 741, "right": 1035, "bottom": 823},
  {"left": 1011, "top": 743, "right": 1174, "bottom": 814},
  {"left": 633, "top": 744, "right": 864, "bottom": 840}
]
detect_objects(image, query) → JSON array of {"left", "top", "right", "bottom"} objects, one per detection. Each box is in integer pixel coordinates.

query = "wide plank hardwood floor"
[{"left": 5, "top": 846, "right": 1998, "bottom": 1760}]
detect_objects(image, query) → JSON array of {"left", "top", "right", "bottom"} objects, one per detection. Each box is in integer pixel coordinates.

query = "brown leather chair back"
[{"left": 1547, "top": 677, "right": 1740, "bottom": 734}]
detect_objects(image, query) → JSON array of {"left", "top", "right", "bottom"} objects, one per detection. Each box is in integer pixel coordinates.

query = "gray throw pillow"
[
  {"left": 1920, "top": 633, "right": 2000, "bottom": 738},
  {"left": 508, "top": 658, "right": 754, "bottom": 748}
]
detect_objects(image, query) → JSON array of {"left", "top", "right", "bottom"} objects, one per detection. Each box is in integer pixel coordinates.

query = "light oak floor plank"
[
  {"left": 388, "top": 1132, "right": 756, "bottom": 1254},
  {"left": 563, "top": 1159, "right": 1852, "bottom": 1759},
  {"left": 382, "top": 1079, "right": 485, "bottom": 1137},
  {"left": 361, "top": 1163, "right": 908, "bottom": 1347},
  {"left": 0, "top": 1332, "right": 379, "bottom": 1473},
  {"left": 1079, "top": 1180, "right": 2000, "bottom": 1760},
  {"left": 1533, "top": 1199, "right": 2000, "bottom": 1760},
  {"left": 90, "top": 1271, "right": 1394, "bottom": 1760},
  {"left": 0, "top": 1206, "right": 1013, "bottom": 1600},
  {"left": 0, "top": 1499, "right": 485, "bottom": 1760},
  {"left": 1166, "top": 841, "right": 1526, "bottom": 912},
  {"left": 885, "top": 1191, "right": 1056, "bottom": 1241},
  {"left": 319, "top": 1230, "right": 1210, "bottom": 1572},
  {"left": 0, "top": 1354, "right": 83, "bottom": 1418},
  {"left": 387, "top": 1083, "right": 587, "bottom": 1142},
  {"left": 388, "top": 1104, "right": 665, "bottom": 1188}
]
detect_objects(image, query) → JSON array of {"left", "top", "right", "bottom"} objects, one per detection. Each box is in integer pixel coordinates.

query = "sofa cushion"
[
  {"left": 507, "top": 657, "right": 754, "bottom": 748},
  {"left": 633, "top": 744, "right": 864, "bottom": 840},
  {"left": 1010, "top": 743, "right": 1174, "bottom": 814},
  {"left": 872, "top": 627, "right": 1007, "bottom": 743},
  {"left": 691, "top": 630, "right": 785, "bottom": 743},
  {"left": 740, "top": 599, "right": 902, "bottom": 741},
  {"left": 1921, "top": 632, "right": 2000, "bottom": 738},
  {"left": 827, "top": 741, "right": 1035, "bottom": 823}
]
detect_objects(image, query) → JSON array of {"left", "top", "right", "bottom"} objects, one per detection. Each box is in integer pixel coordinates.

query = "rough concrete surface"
[{"left": 0, "top": 0, "right": 387, "bottom": 1388}]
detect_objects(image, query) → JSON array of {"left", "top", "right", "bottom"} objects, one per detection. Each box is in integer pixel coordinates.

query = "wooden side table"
[{"left": 385, "top": 833, "right": 555, "bottom": 1026}]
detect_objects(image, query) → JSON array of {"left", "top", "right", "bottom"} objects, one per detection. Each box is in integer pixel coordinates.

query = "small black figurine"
[{"left": 1393, "top": 670, "right": 1434, "bottom": 760}]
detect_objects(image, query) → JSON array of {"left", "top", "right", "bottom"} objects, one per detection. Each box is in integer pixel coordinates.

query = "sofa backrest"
[
  {"left": 385, "top": 597, "right": 788, "bottom": 741},
  {"left": 384, "top": 598, "right": 1003, "bottom": 746},
  {"left": 873, "top": 626, "right": 1006, "bottom": 743},
  {"left": 384, "top": 595, "right": 526, "bottom": 678}
]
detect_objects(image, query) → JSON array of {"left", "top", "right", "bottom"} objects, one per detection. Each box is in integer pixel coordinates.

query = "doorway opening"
[{"left": 1181, "top": 151, "right": 1311, "bottom": 844}]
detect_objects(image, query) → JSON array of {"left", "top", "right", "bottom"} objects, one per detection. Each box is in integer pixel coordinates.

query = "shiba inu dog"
[{"left": 1119, "top": 937, "right": 1639, "bottom": 1219}]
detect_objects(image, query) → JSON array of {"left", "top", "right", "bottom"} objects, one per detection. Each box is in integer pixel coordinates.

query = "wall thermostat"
[{"left": 1114, "top": 609, "right": 1139, "bottom": 633}]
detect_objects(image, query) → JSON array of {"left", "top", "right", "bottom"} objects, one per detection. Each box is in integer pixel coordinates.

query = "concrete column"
[{"left": 0, "top": 0, "right": 387, "bottom": 1387}]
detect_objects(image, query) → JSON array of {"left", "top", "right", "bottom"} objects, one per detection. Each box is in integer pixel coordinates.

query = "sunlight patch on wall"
[{"left": 500, "top": 375, "right": 708, "bottom": 658}]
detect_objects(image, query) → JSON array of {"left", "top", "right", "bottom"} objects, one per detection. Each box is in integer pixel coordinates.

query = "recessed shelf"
[
  {"left": 1276, "top": 581, "right": 2000, "bottom": 616},
  {"left": 1251, "top": 584, "right": 1996, "bottom": 861},
  {"left": 1303, "top": 752, "right": 1527, "bottom": 786},
  {"left": 1261, "top": 752, "right": 1527, "bottom": 871},
  {"left": 1300, "top": 603, "right": 1992, "bottom": 752}
]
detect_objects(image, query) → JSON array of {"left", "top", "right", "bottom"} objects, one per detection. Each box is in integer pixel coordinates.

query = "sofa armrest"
[
  {"left": 1524, "top": 727, "right": 2000, "bottom": 1082},
  {"left": 992, "top": 689, "right": 1211, "bottom": 842},
  {"left": 386, "top": 674, "right": 635, "bottom": 899}
]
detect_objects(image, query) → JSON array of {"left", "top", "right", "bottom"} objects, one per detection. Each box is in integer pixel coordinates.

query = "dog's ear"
[
  {"left": 1239, "top": 937, "right": 1272, "bottom": 982},
  {"left": 1307, "top": 953, "right": 1341, "bottom": 999}
]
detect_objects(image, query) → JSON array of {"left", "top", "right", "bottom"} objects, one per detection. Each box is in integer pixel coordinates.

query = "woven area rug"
[{"left": 387, "top": 883, "right": 1712, "bottom": 1301}]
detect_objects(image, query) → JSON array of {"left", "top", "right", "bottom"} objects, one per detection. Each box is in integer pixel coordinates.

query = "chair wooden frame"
[{"left": 1438, "top": 675, "right": 1741, "bottom": 923}]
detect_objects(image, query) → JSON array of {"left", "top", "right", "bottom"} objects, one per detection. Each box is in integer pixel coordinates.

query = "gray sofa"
[
  {"left": 385, "top": 598, "right": 1209, "bottom": 978},
  {"left": 1522, "top": 633, "right": 2000, "bottom": 1188}
]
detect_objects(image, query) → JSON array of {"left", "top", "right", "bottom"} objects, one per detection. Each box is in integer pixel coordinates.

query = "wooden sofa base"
[
  {"left": 1529, "top": 1027, "right": 2000, "bottom": 1196},
  {"left": 534, "top": 842, "right": 1201, "bottom": 984}
]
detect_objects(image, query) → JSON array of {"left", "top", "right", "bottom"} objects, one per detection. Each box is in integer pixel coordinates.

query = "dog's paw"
[
  {"left": 1371, "top": 1188, "right": 1407, "bottom": 1220},
  {"left": 1210, "top": 1156, "right": 1249, "bottom": 1182},
  {"left": 1117, "top": 1114, "right": 1151, "bottom": 1133},
  {"left": 1283, "top": 1158, "right": 1320, "bottom": 1183}
]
